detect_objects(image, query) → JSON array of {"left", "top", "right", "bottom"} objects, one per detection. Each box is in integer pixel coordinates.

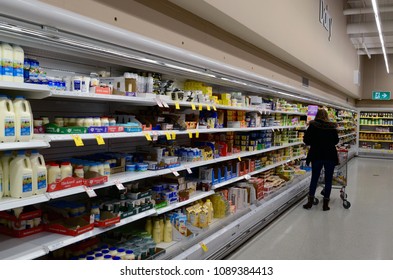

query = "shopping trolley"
[{"left": 313, "top": 148, "right": 351, "bottom": 209}]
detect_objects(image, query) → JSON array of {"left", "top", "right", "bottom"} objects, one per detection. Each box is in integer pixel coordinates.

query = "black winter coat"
[{"left": 303, "top": 119, "right": 339, "bottom": 165}]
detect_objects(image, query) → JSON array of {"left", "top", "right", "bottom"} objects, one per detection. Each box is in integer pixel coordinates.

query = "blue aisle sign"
[{"left": 372, "top": 91, "right": 391, "bottom": 100}]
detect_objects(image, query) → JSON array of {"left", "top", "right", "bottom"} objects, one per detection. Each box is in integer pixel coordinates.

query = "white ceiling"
[{"left": 345, "top": 0, "right": 393, "bottom": 56}]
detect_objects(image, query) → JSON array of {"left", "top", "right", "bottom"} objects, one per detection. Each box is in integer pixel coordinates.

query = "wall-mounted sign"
[
  {"left": 372, "top": 91, "right": 391, "bottom": 100},
  {"left": 319, "top": 0, "right": 332, "bottom": 41}
]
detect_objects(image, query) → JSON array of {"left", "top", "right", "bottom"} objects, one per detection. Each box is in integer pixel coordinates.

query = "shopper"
[{"left": 303, "top": 108, "right": 339, "bottom": 211}]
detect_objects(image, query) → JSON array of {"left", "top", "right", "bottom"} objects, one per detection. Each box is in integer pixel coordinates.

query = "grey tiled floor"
[{"left": 226, "top": 157, "right": 393, "bottom": 260}]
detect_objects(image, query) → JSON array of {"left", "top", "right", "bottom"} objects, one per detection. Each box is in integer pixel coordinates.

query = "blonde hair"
[{"left": 315, "top": 109, "right": 330, "bottom": 122}]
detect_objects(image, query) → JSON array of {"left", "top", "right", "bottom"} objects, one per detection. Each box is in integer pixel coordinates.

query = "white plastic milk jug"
[
  {"left": 12, "top": 45, "right": 24, "bottom": 83},
  {"left": 1, "top": 43, "right": 14, "bottom": 82},
  {"left": 13, "top": 96, "right": 33, "bottom": 142},
  {"left": 10, "top": 150, "right": 33, "bottom": 198},
  {"left": 1, "top": 151, "right": 13, "bottom": 197},
  {"left": 0, "top": 95, "right": 16, "bottom": 142},
  {"left": 30, "top": 150, "right": 47, "bottom": 195}
]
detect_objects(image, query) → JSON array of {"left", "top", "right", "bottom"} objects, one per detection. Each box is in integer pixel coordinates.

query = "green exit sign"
[{"left": 373, "top": 91, "right": 391, "bottom": 100}]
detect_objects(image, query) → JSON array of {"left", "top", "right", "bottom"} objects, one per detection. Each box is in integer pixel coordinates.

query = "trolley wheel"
[
  {"left": 313, "top": 198, "right": 319, "bottom": 205},
  {"left": 320, "top": 189, "right": 325, "bottom": 196},
  {"left": 340, "top": 193, "right": 348, "bottom": 200},
  {"left": 343, "top": 200, "right": 351, "bottom": 209}
]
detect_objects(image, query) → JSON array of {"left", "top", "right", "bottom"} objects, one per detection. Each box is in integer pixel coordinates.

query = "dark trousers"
[{"left": 308, "top": 160, "right": 336, "bottom": 199}]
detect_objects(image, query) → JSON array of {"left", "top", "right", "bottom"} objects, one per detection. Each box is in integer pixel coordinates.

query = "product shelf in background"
[
  {"left": 155, "top": 190, "right": 215, "bottom": 215},
  {"left": 339, "top": 132, "right": 357, "bottom": 139},
  {"left": 0, "top": 140, "right": 50, "bottom": 151},
  {"left": 0, "top": 234, "right": 48, "bottom": 260},
  {"left": 34, "top": 126, "right": 306, "bottom": 143},
  {"left": 358, "top": 148, "right": 393, "bottom": 154},
  {"left": 0, "top": 195, "right": 49, "bottom": 212},
  {"left": 359, "top": 139, "right": 393, "bottom": 143},
  {"left": 0, "top": 149, "right": 305, "bottom": 213},
  {"left": 0, "top": 81, "right": 51, "bottom": 99},
  {"left": 359, "top": 131, "right": 393, "bottom": 134},
  {"left": 212, "top": 154, "right": 306, "bottom": 190},
  {"left": 360, "top": 117, "right": 393, "bottom": 119},
  {"left": 359, "top": 124, "right": 393, "bottom": 127},
  {"left": 49, "top": 90, "right": 308, "bottom": 115}
]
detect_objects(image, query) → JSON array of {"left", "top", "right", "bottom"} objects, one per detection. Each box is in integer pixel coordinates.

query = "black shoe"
[
  {"left": 323, "top": 198, "right": 330, "bottom": 211},
  {"left": 303, "top": 196, "right": 314, "bottom": 209}
]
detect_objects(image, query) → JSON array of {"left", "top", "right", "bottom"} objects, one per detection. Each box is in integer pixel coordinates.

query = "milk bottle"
[
  {"left": 0, "top": 95, "right": 16, "bottom": 142},
  {"left": 30, "top": 150, "right": 47, "bottom": 195},
  {"left": 1, "top": 43, "right": 14, "bottom": 82},
  {"left": 1, "top": 151, "right": 13, "bottom": 197},
  {"left": 12, "top": 45, "right": 24, "bottom": 83},
  {"left": 10, "top": 150, "right": 33, "bottom": 198},
  {"left": 13, "top": 96, "right": 33, "bottom": 142}
]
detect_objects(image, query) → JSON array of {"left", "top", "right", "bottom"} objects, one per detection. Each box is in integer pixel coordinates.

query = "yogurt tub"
[
  {"left": 136, "top": 163, "right": 148, "bottom": 171},
  {"left": 125, "top": 164, "right": 136, "bottom": 172}
]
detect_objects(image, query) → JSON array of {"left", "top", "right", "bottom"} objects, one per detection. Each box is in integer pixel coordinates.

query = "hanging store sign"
[
  {"left": 372, "top": 91, "right": 391, "bottom": 100},
  {"left": 319, "top": 0, "right": 333, "bottom": 41}
]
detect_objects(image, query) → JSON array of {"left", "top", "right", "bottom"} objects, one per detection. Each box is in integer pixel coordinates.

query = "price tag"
[
  {"left": 165, "top": 132, "right": 172, "bottom": 140},
  {"left": 162, "top": 100, "right": 169, "bottom": 108},
  {"left": 171, "top": 169, "right": 180, "bottom": 177},
  {"left": 94, "top": 134, "right": 105, "bottom": 145},
  {"left": 200, "top": 242, "right": 209, "bottom": 252},
  {"left": 152, "top": 132, "right": 158, "bottom": 141},
  {"left": 171, "top": 132, "right": 176, "bottom": 140},
  {"left": 185, "top": 165, "right": 193, "bottom": 174},
  {"left": 245, "top": 174, "right": 251, "bottom": 180},
  {"left": 238, "top": 156, "right": 242, "bottom": 161},
  {"left": 195, "top": 131, "right": 199, "bottom": 138},
  {"left": 155, "top": 97, "right": 164, "bottom": 108},
  {"left": 198, "top": 104, "right": 203, "bottom": 111},
  {"left": 175, "top": 102, "right": 180, "bottom": 110},
  {"left": 212, "top": 105, "right": 217, "bottom": 111},
  {"left": 72, "top": 135, "right": 84, "bottom": 147},
  {"left": 84, "top": 186, "right": 97, "bottom": 198},
  {"left": 188, "top": 131, "right": 193, "bottom": 138},
  {"left": 115, "top": 181, "right": 125, "bottom": 190},
  {"left": 144, "top": 133, "right": 152, "bottom": 141},
  {"left": 191, "top": 103, "right": 196, "bottom": 110},
  {"left": 206, "top": 104, "right": 211, "bottom": 111}
]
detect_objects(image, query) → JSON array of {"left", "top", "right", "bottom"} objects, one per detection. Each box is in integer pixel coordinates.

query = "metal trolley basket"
[{"left": 314, "top": 148, "right": 351, "bottom": 209}]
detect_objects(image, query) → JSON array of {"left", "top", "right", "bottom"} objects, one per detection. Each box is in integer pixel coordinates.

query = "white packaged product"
[
  {"left": 9, "top": 151, "right": 33, "bottom": 198},
  {"left": 1, "top": 43, "right": 14, "bottom": 82},
  {"left": 13, "top": 96, "right": 33, "bottom": 142},
  {"left": 12, "top": 45, "right": 24, "bottom": 83},
  {"left": 0, "top": 95, "right": 16, "bottom": 142},
  {"left": 30, "top": 150, "right": 47, "bottom": 195}
]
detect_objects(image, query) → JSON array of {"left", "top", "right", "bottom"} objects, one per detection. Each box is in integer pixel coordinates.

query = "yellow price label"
[
  {"left": 188, "top": 131, "right": 193, "bottom": 138},
  {"left": 171, "top": 132, "right": 176, "bottom": 140},
  {"left": 212, "top": 105, "right": 217, "bottom": 111},
  {"left": 200, "top": 242, "right": 209, "bottom": 252},
  {"left": 144, "top": 133, "right": 152, "bottom": 141},
  {"left": 206, "top": 104, "right": 211, "bottom": 111},
  {"left": 198, "top": 104, "right": 203, "bottom": 111},
  {"left": 175, "top": 102, "right": 180, "bottom": 110},
  {"left": 195, "top": 131, "right": 199, "bottom": 138},
  {"left": 191, "top": 103, "right": 196, "bottom": 110},
  {"left": 238, "top": 156, "right": 242, "bottom": 161},
  {"left": 94, "top": 134, "right": 105, "bottom": 145},
  {"left": 72, "top": 135, "right": 84, "bottom": 147},
  {"left": 165, "top": 132, "right": 172, "bottom": 140}
]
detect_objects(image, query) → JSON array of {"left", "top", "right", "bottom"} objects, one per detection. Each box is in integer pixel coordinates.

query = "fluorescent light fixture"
[
  {"left": 372, "top": 0, "right": 390, "bottom": 73},
  {"left": 164, "top": 63, "right": 216, "bottom": 78}
]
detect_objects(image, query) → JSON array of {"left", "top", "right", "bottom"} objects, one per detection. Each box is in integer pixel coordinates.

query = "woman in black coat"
[{"left": 303, "top": 108, "right": 339, "bottom": 211}]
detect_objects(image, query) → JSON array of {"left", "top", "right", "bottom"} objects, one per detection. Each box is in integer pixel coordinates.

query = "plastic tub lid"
[
  {"left": 86, "top": 256, "right": 95, "bottom": 260},
  {"left": 113, "top": 256, "right": 122, "bottom": 260},
  {"left": 103, "top": 255, "right": 112, "bottom": 260}
]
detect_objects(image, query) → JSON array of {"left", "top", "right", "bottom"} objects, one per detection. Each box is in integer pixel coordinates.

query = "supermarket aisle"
[{"left": 226, "top": 157, "right": 393, "bottom": 260}]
